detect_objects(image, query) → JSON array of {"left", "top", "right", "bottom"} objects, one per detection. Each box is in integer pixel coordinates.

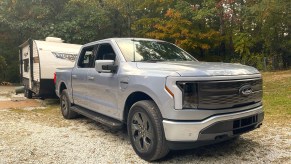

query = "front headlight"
[{"left": 176, "top": 82, "right": 198, "bottom": 109}]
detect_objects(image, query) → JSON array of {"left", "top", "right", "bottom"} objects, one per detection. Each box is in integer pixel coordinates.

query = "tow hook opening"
[{"left": 256, "top": 123, "right": 262, "bottom": 128}]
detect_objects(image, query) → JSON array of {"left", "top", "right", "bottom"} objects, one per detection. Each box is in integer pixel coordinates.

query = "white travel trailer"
[{"left": 19, "top": 37, "right": 82, "bottom": 98}]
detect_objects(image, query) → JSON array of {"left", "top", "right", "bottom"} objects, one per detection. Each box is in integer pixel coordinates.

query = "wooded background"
[{"left": 0, "top": 0, "right": 290, "bottom": 83}]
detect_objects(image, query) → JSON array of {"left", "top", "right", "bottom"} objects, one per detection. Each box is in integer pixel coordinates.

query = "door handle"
[
  {"left": 72, "top": 75, "right": 77, "bottom": 79},
  {"left": 87, "top": 76, "right": 94, "bottom": 80},
  {"left": 120, "top": 81, "right": 128, "bottom": 84}
]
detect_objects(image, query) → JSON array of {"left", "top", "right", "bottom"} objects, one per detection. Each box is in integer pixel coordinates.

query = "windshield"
[{"left": 116, "top": 39, "right": 197, "bottom": 62}]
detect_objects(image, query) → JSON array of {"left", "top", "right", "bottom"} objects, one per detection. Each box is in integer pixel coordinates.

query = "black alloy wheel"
[{"left": 127, "top": 100, "right": 169, "bottom": 161}]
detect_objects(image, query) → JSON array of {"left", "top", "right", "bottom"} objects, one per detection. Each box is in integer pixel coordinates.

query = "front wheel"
[
  {"left": 60, "top": 89, "right": 78, "bottom": 119},
  {"left": 127, "top": 100, "right": 169, "bottom": 161}
]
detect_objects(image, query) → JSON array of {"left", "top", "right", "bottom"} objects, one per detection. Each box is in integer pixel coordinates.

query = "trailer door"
[{"left": 21, "top": 43, "right": 32, "bottom": 89}]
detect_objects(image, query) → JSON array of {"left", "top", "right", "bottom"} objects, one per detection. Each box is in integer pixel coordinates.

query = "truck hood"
[{"left": 136, "top": 61, "right": 260, "bottom": 76}]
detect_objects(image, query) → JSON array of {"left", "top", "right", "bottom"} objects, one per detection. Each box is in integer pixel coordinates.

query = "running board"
[{"left": 70, "top": 105, "right": 123, "bottom": 129}]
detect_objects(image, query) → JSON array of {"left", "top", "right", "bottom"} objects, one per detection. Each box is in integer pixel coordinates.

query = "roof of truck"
[{"left": 83, "top": 38, "right": 165, "bottom": 47}]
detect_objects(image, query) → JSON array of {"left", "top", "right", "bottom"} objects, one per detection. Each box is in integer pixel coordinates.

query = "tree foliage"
[{"left": 0, "top": 0, "right": 290, "bottom": 82}]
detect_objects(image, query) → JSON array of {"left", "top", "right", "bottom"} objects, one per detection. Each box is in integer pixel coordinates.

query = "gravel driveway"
[{"left": 0, "top": 86, "right": 290, "bottom": 163}]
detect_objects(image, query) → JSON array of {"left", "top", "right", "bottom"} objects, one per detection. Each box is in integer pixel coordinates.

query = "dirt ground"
[
  {"left": 0, "top": 86, "right": 290, "bottom": 163},
  {"left": 0, "top": 86, "right": 42, "bottom": 109},
  {"left": 0, "top": 100, "right": 41, "bottom": 109}
]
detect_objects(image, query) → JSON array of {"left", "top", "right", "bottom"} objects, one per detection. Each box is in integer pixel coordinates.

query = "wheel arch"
[
  {"left": 123, "top": 91, "right": 158, "bottom": 123},
  {"left": 59, "top": 82, "right": 67, "bottom": 95}
]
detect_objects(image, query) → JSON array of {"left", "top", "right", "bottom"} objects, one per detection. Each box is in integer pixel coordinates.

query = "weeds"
[{"left": 262, "top": 70, "right": 291, "bottom": 120}]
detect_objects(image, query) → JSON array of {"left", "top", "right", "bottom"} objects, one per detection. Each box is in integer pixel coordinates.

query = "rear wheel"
[
  {"left": 60, "top": 89, "right": 78, "bottom": 119},
  {"left": 127, "top": 100, "right": 169, "bottom": 161}
]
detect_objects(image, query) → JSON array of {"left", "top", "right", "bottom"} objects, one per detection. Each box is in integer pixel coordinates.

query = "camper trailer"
[{"left": 19, "top": 37, "right": 82, "bottom": 98}]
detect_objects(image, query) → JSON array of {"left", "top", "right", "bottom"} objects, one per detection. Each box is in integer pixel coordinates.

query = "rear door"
[{"left": 71, "top": 45, "right": 96, "bottom": 107}]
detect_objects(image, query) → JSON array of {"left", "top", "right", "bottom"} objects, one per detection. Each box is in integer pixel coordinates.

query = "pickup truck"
[{"left": 55, "top": 38, "right": 264, "bottom": 161}]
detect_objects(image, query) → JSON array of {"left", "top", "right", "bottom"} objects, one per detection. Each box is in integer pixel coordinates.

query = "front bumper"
[{"left": 163, "top": 106, "right": 263, "bottom": 142}]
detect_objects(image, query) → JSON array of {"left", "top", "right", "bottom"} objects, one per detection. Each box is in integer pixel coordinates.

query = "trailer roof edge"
[{"left": 19, "top": 38, "right": 32, "bottom": 48}]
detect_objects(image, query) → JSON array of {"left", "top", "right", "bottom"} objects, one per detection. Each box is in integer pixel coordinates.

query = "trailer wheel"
[
  {"left": 24, "top": 87, "right": 33, "bottom": 99},
  {"left": 60, "top": 89, "right": 78, "bottom": 119}
]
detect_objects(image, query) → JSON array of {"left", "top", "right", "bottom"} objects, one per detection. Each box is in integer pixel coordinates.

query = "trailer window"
[
  {"left": 78, "top": 46, "right": 95, "bottom": 68},
  {"left": 24, "top": 59, "right": 29, "bottom": 72}
]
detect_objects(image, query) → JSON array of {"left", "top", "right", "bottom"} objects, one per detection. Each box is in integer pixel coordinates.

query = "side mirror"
[{"left": 95, "top": 60, "right": 118, "bottom": 73}]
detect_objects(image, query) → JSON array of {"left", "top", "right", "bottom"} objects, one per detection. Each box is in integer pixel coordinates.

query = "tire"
[
  {"left": 60, "top": 89, "right": 78, "bottom": 119},
  {"left": 127, "top": 100, "right": 169, "bottom": 161},
  {"left": 24, "top": 88, "right": 27, "bottom": 97},
  {"left": 24, "top": 87, "right": 32, "bottom": 99}
]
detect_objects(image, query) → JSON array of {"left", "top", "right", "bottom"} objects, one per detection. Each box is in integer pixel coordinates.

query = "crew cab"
[{"left": 55, "top": 38, "right": 264, "bottom": 161}]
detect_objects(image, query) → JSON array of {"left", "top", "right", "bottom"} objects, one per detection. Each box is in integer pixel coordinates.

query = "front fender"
[{"left": 118, "top": 75, "right": 174, "bottom": 119}]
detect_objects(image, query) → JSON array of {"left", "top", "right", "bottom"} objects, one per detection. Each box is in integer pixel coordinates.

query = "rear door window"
[{"left": 77, "top": 46, "right": 95, "bottom": 68}]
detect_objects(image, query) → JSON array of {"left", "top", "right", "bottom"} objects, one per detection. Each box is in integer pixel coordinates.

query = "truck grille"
[{"left": 198, "top": 78, "right": 262, "bottom": 109}]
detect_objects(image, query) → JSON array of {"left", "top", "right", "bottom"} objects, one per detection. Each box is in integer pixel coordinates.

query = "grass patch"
[
  {"left": 10, "top": 104, "right": 70, "bottom": 127},
  {"left": 9, "top": 108, "right": 30, "bottom": 113},
  {"left": 262, "top": 70, "right": 291, "bottom": 119},
  {"left": 10, "top": 105, "right": 59, "bottom": 115},
  {"left": 31, "top": 105, "right": 59, "bottom": 114}
]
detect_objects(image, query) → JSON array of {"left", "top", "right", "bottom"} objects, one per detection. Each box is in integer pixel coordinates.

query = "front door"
[{"left": 86, "top": 43, "right": 120, "bottom": 118}]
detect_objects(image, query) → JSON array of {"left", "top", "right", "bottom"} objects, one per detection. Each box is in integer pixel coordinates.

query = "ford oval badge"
[{"left": 239, "top": 85, "right": 253, "bottom": 97}]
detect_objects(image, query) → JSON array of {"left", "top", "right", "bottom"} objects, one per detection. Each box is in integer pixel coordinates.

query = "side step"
[{"left": 70, "top": 105, "right": 123, "bottom": 130}]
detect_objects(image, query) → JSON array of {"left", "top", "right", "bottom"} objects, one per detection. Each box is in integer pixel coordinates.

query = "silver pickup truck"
[{"left": 55, "top": 38, "right": 264, "bottom": 161}]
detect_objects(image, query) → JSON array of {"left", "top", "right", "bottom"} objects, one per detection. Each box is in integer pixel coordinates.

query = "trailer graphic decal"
[{"left": 52, "top": 52, "right": 77, "bottom": 62}]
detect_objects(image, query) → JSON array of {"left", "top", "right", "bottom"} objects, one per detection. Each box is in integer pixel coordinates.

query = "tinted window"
[
  {"left": 78, "top": 46, "right": 95, "bottom": 68},
  {"left": 23, "top": 59, "right": 29, "bottom": 72},
  {"left": 95, "top": 44, "right": 116, "bottom": 61},
  {"left": 116, "top": 39, "right": 197, "bottom": 62}
]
